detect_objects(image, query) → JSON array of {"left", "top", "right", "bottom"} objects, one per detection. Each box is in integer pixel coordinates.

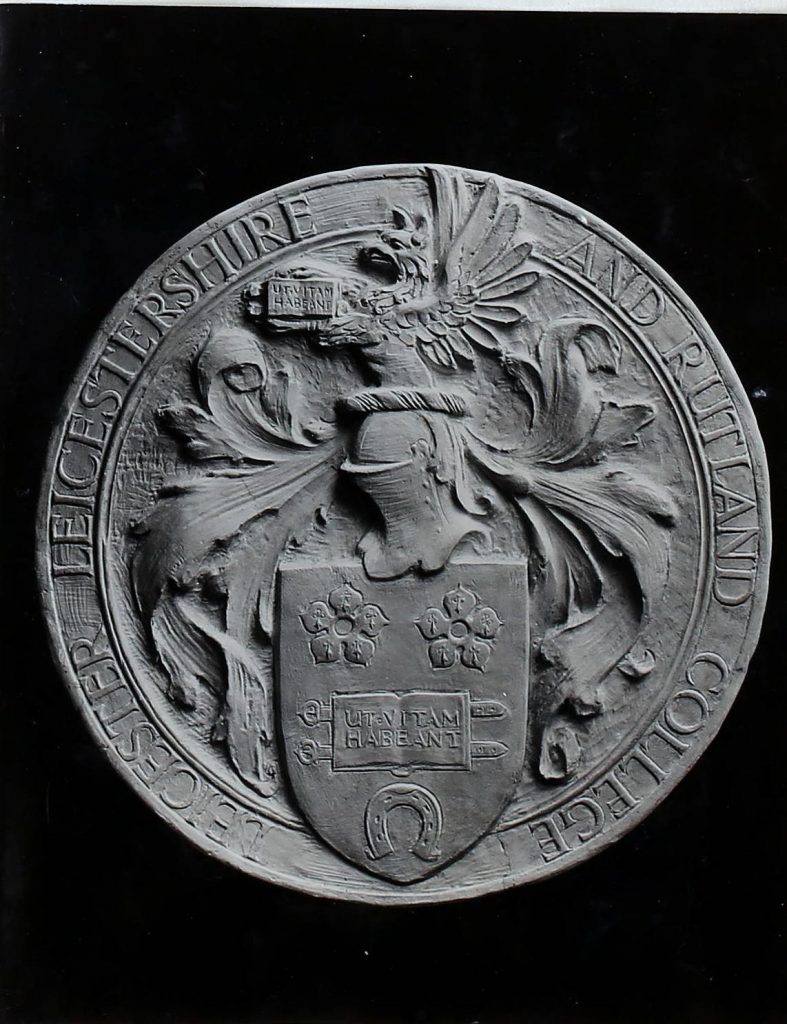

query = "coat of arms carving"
[{"left": 127, "top": 167, "right": 678, "bottom": 883}]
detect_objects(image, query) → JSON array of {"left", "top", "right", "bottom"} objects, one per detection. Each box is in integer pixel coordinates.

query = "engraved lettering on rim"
[{"left": 38, "top": 164, "right": 769, "bottom": 904}]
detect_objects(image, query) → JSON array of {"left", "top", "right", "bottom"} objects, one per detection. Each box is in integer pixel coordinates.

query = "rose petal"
[
  {"left": 428, "top": 638, "right": 457, "bottom": 669},
  {"left": 300, "top": 600, "right": 332, "bottom": 634},
  {"left": 344, "top": 635, "right": 375, "bottom": 666},
  {"left": 470, "top": 605, "right": 503, "bottom": 640},
  {"left": 328, "top": 582, "right": 364, "bottom": 615},
  {"left": 310, "top": 635, "right": 340, "bottom": 664},
  {"left": 442, "top": 583, "right": 478, "bottom": 620},
  {"left": 460, "top": 638, "right": 492, "bottom": 671},
  {"left": 415, "top": 606, "right": 450, "bottom": 640},
  {"left": 358, "top": 603, "right": 390, "bottom": 637}
]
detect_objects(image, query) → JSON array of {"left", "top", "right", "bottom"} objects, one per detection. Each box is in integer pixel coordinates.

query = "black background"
[{"left": 2, "top": 7, "right": 786, "bottom": 1023}]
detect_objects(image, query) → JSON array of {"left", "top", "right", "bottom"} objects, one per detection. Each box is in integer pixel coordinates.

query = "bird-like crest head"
[{"left": 361, "top": 206, "right": 430, "bottom": 285}]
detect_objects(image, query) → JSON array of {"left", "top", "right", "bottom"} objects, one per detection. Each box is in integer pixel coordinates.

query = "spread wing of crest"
[
  {"left": 131, "top": 327, "right": 343, "bottom": 797},
  {"left": 407, "top": 168, "right": 539, "bottom": 370}
]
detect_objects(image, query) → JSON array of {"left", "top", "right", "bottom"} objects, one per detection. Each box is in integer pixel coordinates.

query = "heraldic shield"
[{"left": 277, "top": 560, "right": 529, "bottom": 883}]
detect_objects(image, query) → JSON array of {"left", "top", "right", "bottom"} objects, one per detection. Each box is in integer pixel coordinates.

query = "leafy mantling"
[{"left": 132, "top": 171, "right": 677, "bottom": 795}]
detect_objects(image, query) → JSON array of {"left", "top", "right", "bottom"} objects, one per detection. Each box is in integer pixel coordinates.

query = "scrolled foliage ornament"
[{"left": 38, "top": 164, "right": 769, "bottom": 902}]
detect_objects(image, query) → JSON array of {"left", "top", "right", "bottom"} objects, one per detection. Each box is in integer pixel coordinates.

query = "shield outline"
[{"left": 276, "top": 559, "right": 529, "bottom": 884}]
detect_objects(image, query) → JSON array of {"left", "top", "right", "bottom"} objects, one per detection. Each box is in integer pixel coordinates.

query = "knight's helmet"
[{"left": 340, "top": 388, "right": 489, "bottom": 579}]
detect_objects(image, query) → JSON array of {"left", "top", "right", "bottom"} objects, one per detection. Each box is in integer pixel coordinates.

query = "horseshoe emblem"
[{"left": 365, "top": 783, "right": 443, "bottom": 862}]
